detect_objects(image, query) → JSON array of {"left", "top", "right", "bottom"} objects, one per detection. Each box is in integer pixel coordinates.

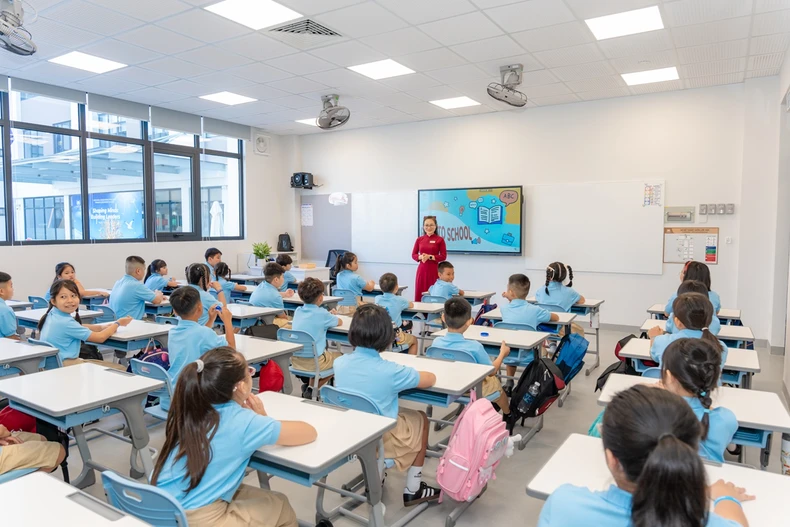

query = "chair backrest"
[
  {"left": 29, "top": 338, "right": 64, "bottom": 370},
  {"left": 642, "top": 367, "right": 662, "bottom": 379},
  {"left": 277, "top": 328, "right": 317, "bottom": 359},
  {"left": 331, "top": 288, "right": 357, "bottom": 307},
  {"left": 234, "top": 300, "right": 251, "bottom": 306},
  {"left": 101, "top": 471, "right": 188, "bottom": 527},
  {"left": 154, "top": 316, "right": 179, "bottom": 326},
  {"left": 326, "top": 249, "right": 347, "bottom": 281},
  {"left": 0, "top": 467, "right": 36, "bottom": 484},
  {"left": 536, "top": 303, "right": 566, "bottom": 313},
  {"left": 425, "top": 346, "right": 477, "bottom": 364},
  {"left": 421, "top": 295, "right": 446, "bottom": 304},
  {"left": 494, "top": 321, "right": 537, "bottom": 332},
  {"left": 92, "top": 305, "right": 117, "bottom": 324},
  {"left": 320, "top": 385, "right": 383, "bottom": 416},
  {"left": 130, "top": 359, "right": 173, "bottom": 395},
  {"left": 28, "top": 296, "right": 47, "bottom": 309}
]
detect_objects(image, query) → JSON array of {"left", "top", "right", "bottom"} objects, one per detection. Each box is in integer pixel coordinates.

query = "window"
[
  {"left": 200, "top": 154, "right": 241, "bottom": 238},
  {"left": 21, "top": 130, "right": 43, "bottom": 158},
  {"left": 150, "top": 127, "right": 195, "bottom": 147},
  {"left": 201, "top": 133, "right": 239, "bottom": 154},
  {"left": 154, "top": 152, "right": 193, "bottom": 234},
  {"left": 88, "top": 112, "right": 142, "bottom": 140},
  {"left": 23, "top": 196, "right": 65, "bottom": 240},
  {"left": 10, "top": 92, "right": 79, "bottom": 129}
]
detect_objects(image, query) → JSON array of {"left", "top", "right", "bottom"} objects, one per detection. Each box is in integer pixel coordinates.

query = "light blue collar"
[{"left": 355, "top": 346, "right": 382, "bottom": 358}]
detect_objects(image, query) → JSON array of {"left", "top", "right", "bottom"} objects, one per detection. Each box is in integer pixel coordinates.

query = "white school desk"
[
  {"left": 421, "top": 290, "right": 495, "bottom": 305},
  {"left": 481, "top": 307, "right": 577, "bottom": 333},
  {"left": 7, "top": 300, "right": 32, "bottom": 311},
  {"left": 640, "top": 319, "right": 756, "bottom": 347},
  {"left": 648, "top": 303, "right": 742, "bottom": 322},
  {"left": 15, "top": 308, "right": 101, "bottom": 330},
  {"left": 526, "top": 433, "right": 790, "bottom": 527},
  {"left": 224, "top": 303, "right": 283, "bottom": 328},
  {"left": 432, "top": 324, "right": 551, "bottom": 353},
  {"left": 366, "top": 284, "right": 408, "bottom": 296},
  {"left": 235, "top": 334, "right": 300, "bottom": 396},
  {"left": 0, "top": 339, "right": 59, "bottom": 376},
  {"left": 325, "top": 314, "right": 352, "bottom": 348},
  {"left": 618, "top": 338, "right": 760, "bottom": 388},
  {"left": 248, "top": 391, "right": 395, "bottom": 527},
  {"left": 228, "top": 273, "right": 267, "bottom": 284},
  {"left": 290, "top": 266, "right": 331, "bottom": 282},
  {"left": 283, "top": 293, "right": 342, "bottom": 310},
  {"left": 0, "top": 363, "right": 163, "bottom": 488},
  {"left": 1, "top": 472, "right": 149, "bottom": 526},
  {"left": 100, "top": 320, "right": 173, "bottom": 356}
]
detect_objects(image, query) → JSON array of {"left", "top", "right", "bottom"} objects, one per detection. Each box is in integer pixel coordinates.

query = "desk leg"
[
  {"left": 112, "top": 393, "right": 155, "bottom": 481},
  {"left": 474, "top": 380, "right": 483, "bottom": 400},
  {"left": 71, "top": 424, "right": 97, "bottom": 489},
  {"left": 272, "top": 353, "right": 294, "bottom": 396},
  {"left": 356, "top": 440, "right": 385, "bottom": 527}
]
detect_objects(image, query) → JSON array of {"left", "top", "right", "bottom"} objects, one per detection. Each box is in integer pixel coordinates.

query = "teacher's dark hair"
[{"left": 422, "top": 215, "right": 438, "bottom": 235}]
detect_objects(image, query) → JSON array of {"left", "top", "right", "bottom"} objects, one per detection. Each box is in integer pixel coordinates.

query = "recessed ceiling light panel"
[
  {"left": 429, "top": 96, "right": 481, "bottom": 110},
  {"left": 199, "top": 91, "right": 257, "bottom": 105},
  {"left": 585, "top": 6, "right": 664, "bottom": 41},
  {"left": 49, "top": 51, "right": 127, "bottom": 74},
  {"left": 621, "top": 66, "right": 679, "bottom": 86},
  {"left": 295, "top": 118, "right": 319, "bottom": 126},
  {"left": 205, "top": 0, "right": 302, "bottom": 30},
  {"left": 348, "top": 59, "right": 414, "bottom": 80}
]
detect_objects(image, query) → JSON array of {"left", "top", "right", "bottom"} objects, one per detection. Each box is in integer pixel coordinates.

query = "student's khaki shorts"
[
  {"left": 290, "top": 351, "right": 342, "bottom": 372},
  {"left": 383, "top": 408, "right": 425, "bottom": 471},
  {"left": 482, "top": 375, "right": 510, "bottom": 414},
  {"left": 395, "top": 330, "right": 416, "bottom": 348},
  {"left": 0, "top": 432, "right": 61, "bottom": 474},
  {"left": 272, "top": 317, "right": 291, "bottom": 329},
  {"left": 185, "top": 484, "right": 297, "bottom": 527},
  {"left": 63, "top": 358, "right": 126, "bottom": 371}
]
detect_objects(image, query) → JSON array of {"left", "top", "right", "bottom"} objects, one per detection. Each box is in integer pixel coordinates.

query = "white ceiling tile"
[
  {"left": 305, "top": 67, "right": 369, "bottom": 87},
  {"left": 232, "top": 84, "right": 294, "bottom": 101},
  {"left": 565, "top": 75, "right": 627, "bottom": 92},
  {"left": 79, "top": 39, "right": 164, "bottom": 65},
  {"left": 228, "top": 63, "right": 293, "bottom": 83},
  {"left": 42, "top": 1, "right": 144, "bottom": 36},
  {"left": 379, "top": 73, "right": 443, "bottom": 91},
  {"left": 426, "top": 64, "right": 490, "bottom": 84},
  {"left": 18, "top": 61, "right": 97, "bottom": 83},
  {"left": 29, "top": 18, "right": 104, "bottom": 48},
  {"left": 530, "top": 93, "right": 580, "bottom": 106},
  {"left": 371, "top": 91, "right": 422, "bottom": 106},
  {"left": 450, "top": 36, "right": 525, "bottom": 63},
  {"left": 86, "top": 0, "right": 192, "bottom": 22},
  {"left": 750, "top": 34, "right": 790, "bottom": 55},
  {"left": 551, "top": 61, "right": 616, "bottom": 81},
  {"left": 520, "top": 69, "right": 561, "bottom": 86},
  {"left": 748, "top": 53, "right": 785, "bottom": 70},
  {"left": 178, "top": 0, "right": 215, "bottom": 5},
  {"left": 449, "top": 103, "right": 496, "bottom": 116},
  {"left": 753, "top": 10, "right": 790, "bottom": 36},
  {"left": 157, "top": 80, "right": 212, "bottom": 97},
  {"left": 485, "top": 0, "right": 575, "bottom": 32},
  {"left": 533, "top": 43, "right": 604, "bottom": 68},
  {"left": 267, "top": 77, "right": 330, "bottom": 94},
  {"left": 476, "top": 53, "right": 545, "bottom": 76},
  {"left": 217, "top": 34, "right": 298, "bottom": 62},
  {"left": 276, "top": 0, "right": 366, "bottom": 16},
  {"left": 122, "top": 87, "right": 185, "bottom": 104},
  {"left": 75, "top": 76, "right": 146, "bottom": 96},
  {"left": 391, "top": 101, "right": 453, "bottom": 118},
  {"left": 684, "top": 71, "right": 745, "bottom": 88},
  {"left": 597, "top": 30, "right": 675, "bottom": 59},
  {"left": 677, "top": 39, "right": 748, "bottom": 64},
  {"left": 156, "top": 9, "right": 251, "bottom": 43},
  {"left": 608, "top": 50, "right": 678, "bottom": 73},
  {"left": 755, "top": 0, "right": 790, "bottom": 12},
  {"left": 29, "top": 0, "right": 68, "bottom": 10},
  {"left": 308, "top": 41, "right": 385, "bottom": 67},
  {"left": 190, "top": 72, "right": 256, "bottom": 91},
  {"left": 662, "top": 0, "right": 754, "bottom": 27},
  {"left": 629, "top": 78, "right": 683, "bottom": 94},
  {"left": 679, "top": 57, "right": 746, "bottom": 77},
  {"left": 405, "top": 85, "right": 463, "bottom": 101},
  {"left": 325, "top": 78, "right": 397, "bottom": 98},
  {"left": 396, "top": 48, "right": 467, "bottom": 71},
  {"left": 377, "top": 0, "right": 476, "bottom": 25},
  {"left": 314, "top": 2, "right": 408, "bottom": 39},
  {"left": 117, "top": 25, "right": 204, "bottom": 54},
  {"left": 361, "top": 28, "right": 442, "bottom": 56},
  {"left": 746, "top": 68, "right": 781, "bottom": 78},
  {"left": 576, "top": 86, "right": 632, "bottom": 100},
  {"left": 175, "top": 46, "right": 252, "bottom": 70},
  {"left": 202, "top": 101, "right": 288, "bottom": 118},
  {"left": 526, "top": 82, "right": 571, "bottom": 97},
  {"left": 269, "top": 95, "right": 320, "bottom": 109},
  {"left": 266, "top": 53, "right": 336, "bottom": 75},
  {"left": 511, "top": 22, "right": 594, "bottom": 53},
  {"left": 562, "top": 0, "right": 658, "bottom": 19},
  {"left": 139, "top": 57, "right": 213, "bottom": 78},
  {"left": 101, "top": 67, "right": 178, "bottom": 87},
  {"left": 418, "top": 12, "right": 503, "bottom": 46},
  {"left": 670, "top": 16, "right": 752, "bottom": 47},
  {"left": 469, "top": 0, "right": 522, "bottom": 7}
]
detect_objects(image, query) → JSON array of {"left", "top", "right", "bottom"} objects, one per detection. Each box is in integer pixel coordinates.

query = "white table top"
[
  {"left": 328, "top": 314, "right": 352, "bottom": 334},
  {"left": 231, "top": 274, "right": 266, "bottom": 281},
  {"left": 462, "top": 290, "right": 495, "bottom": 299},
  {"left": 0, "top": 363, "right": 163, "bottom": 416},
  {"left": 404, "top": 301, "right": 445, "bottom": 315},
  {"left": 89, "top": 289, "right": 170, "bottom": 308},
  {"left": 102, "top": 320, "right": 172, "bottom": 341},
  {"left": 527, "top": 297, "right": 606, "bottom": 309},
  {"left": 526, "top": 434, "right": 790, "bottom": 526},
  {"left": 15, "top": 308, "right": 102, "bottom": 323},
  {"left": 253, "top": 391, "right": 395, "bottom": 473},
  {"left": 432, "top": 324, "right": 551, "bottom": 349},
  {"left": 598, "top": 374, "right": 790, "bottom": 433},
  {"left": 235, "top": 334, "right": 302, "bottom": 363},
  {"left": 647, "top": 303, "right": 742, "bottom": 320},
  {"left": 481, "top": 307, "right": 576, "bottom": 325},
  {"left": 619, "top": 338, "right": 760, "bottom": 373},
  {"left": 0, "top": 472, "right": 149, "bottom": 525},
  {"left": 284, "top": 294, "right": 343, "bottom": 306},
  {"left": 640, "top": 319, "right": 755, "bottom": 341},
  {"left": 372, "top": 284, "right": 408, "bottom": 293},
  {"left": 7, "top": 300, "right": 32, "bottom": 310},
  {"left": 382, "top": 351, "right": 492, "bottom": 395},
  {"left": 225, "top": 303, "right": 283, "bottom": 319},
  {"left": 0, "top": 339, "right": 58, "bottom": 364}
]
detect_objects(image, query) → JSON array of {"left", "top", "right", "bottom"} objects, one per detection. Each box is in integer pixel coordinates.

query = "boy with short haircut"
[
  {"left": 205, "top": 247, "right": 222, "bottom": 282},
  {"left": 161, "top": 286, "right": 235, "bottom": 411},
  {"left": 375, "top": 272, "right": 417, "bottom": 355},
  {"left": 0, "top": 424, "right": 66, "bottom": 477},
  {"left": 291, "top": 277, "right": 343, "bottom": 397},
  {"left": 427, "top": 261, "right": 464, "bottom": 300},
  {"left": 0, "top": 272, "right": 19, "bottom": 339},
  {"left": 249, "top": 262, "right": 291, "bottom": 327},
  {"left": 431, "top": 297, "right": 511, "bottom": 416},
  {"left": 110, "top": 256, "right": 164, "bottom": 319},
  {"left": 275, "top": 254, "right": 298, "bottom": 294}
]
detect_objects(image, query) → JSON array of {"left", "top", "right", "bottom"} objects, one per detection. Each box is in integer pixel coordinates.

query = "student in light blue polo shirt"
[
  {"left": 276, "top": 254, "right": 298, "bottom": 293},
  {"left": 152, "top": 347, "right": 317, "bottom": 524},
  {"left": 110, "top": 256, "right": 165, "bottom": 320},
  {"left": 161, "top": 286, "right": 236, "bottom": 412},
  {"left": 334, "top": 251, "right": 375, "bottom": 313},
  {"left": 665, "top": 261, "right": 721, "bottom": 316},
  {"left": 333, "top": 304, "right": 440, "bottom": 507},
  {"left": 144, "top": 259, "right": 179, "bottom": 292},
  {"left": 0, "top": 272, "right": 18, "bottom": 338},
  {"left": 44, "top": 262, "right": 109, "bottom": 303},
  {"left": 535, "top": 261, "right": 584, "bottom": 312},
  {"left": 666, "top": 280, "right": 721, "bottom": 334},
  {"left": 249, "top": 263, "right": 290, "bottom": 327},
  {"left": 185, "top": 263, "right": 225, "bottom": 327},
  {"left": 539, "top": 384, "right": 750, "bottom": 527},
  {"left": 427, "top": 261, "right": 463, "bottom": 300},
  {"left": 204, "top": 247, "right": 223, "bottom": 282},
  {"left": 431, "top": 297, "right": 511, "bottom": 416},
  {"left": 39, "top": 280, "right": 131, "bottom": 368},
  {"left": 214, "top": 262, "right": 248, "bottom": 300},
  {"left": 375, "top": 272, "right": 417, "bottom": 355}
]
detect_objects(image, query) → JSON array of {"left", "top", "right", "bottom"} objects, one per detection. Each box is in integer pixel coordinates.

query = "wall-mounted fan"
[
  {"left": 0, "top": 0, "right": 36, "bottom": 56},
  {"left": 317, "top": 94, "right": 350, "bottom": 130}
]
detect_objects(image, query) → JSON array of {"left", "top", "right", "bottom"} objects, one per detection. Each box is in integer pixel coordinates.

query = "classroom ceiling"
[{"left": 4, "top": 0, "right": 790, "bottom": 136}]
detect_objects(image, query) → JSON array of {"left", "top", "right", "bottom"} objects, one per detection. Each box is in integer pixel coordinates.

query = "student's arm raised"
[{"left": 219, "top": 307, "right": 236, "bottom": 348}]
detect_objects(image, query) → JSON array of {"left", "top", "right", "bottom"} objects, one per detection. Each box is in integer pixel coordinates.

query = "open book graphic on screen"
[{"left": 477, "top": 205, "right": 503, "bottom": 225}]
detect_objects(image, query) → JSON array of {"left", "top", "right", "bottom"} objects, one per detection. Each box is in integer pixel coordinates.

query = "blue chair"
[
  {"left": 493, "top": 322, "right": 541, "bottom": 367},
  {"left": 129, "top": 359, "right": 171, "bottom": 421},
  {"left": 0, "top": 467, "right": 36, "bottom": 484},
  {"left": 28, "top": 338, "right": 62, "bottom": 371},
  {"left": 92, "top": 305, "right": 117, "bottom": 324},
  {"left": 234, "top": 300, "right": 251, "bottom": 306},
  {"left": 277, "top": 329, "right": 330, "bottom": 401},
  {"left": 332, "top": 288, "right": 357, "bottom": 308},
  {"left": 421, "top": 295, "right": 446, "bottom": 304},
  {"left": 155, "top": 316, "right": 179, "bottom": 326},
  {"left": 536, "top": 303, "right": 565, "bottom": 313},
  {"left": 642, "top": 367, "right": 662, "bottom": 379},
  {"left": 102, "top": 471, "right": 188, "bottom": 526},
  {"left": 425, "top": 346, "right": 502, "bottom": 405},
  {"left": 28, "top": 296, "right": 47, "bottom": 310}
]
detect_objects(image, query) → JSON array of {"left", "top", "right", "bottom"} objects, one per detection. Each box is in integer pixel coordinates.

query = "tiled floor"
[{"left": 45, "top": 327, "right": 787, "bottom": 527}]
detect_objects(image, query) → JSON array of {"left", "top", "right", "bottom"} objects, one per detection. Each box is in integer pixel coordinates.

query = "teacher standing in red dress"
[{"left": 412, "top": 216, "right": 446, "bottom": 302}]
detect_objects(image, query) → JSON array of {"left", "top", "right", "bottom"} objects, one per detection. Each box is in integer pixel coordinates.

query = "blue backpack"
[{"left": 552, "top": 333, "right": 588, "bottom": 383}]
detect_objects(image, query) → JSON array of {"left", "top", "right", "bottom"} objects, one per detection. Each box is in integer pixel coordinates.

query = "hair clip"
[
  {"left": 701, "top": 327, "right": 709, "bottom": 331},
  {"left": 699, "top": 390, "right": 707, "bottom": 397},
  {"left": 195, "top": 359, "right": 204, "bottom": 373},
  {"left": 657, "top": 432, "right": 675, "bottom": 441}
]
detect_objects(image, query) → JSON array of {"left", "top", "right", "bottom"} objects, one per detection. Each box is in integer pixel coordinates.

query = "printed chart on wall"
[
  {"left": 663, "top": 227, "right": 719, "bottom": 264},
  {"left": 418, "top": 186, "right": 523, "bottom": 255}
]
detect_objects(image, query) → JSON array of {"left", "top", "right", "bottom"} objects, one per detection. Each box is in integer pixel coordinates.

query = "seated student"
[
  {"left": 334, "top": 304, "right": 441, "bottom": 507},
  {"left": 276, "top": 254, "right": 298, "bottom": 293},
  {"left": 161, "top": 287, "right": 236, "bottom": 412},
  {"left": 535, "top": 262, "right": 585, "bottom": 312},
  {"left": 334, "top": 251, "right": 375, "bottom": 313},
  {"left": 427, "top": 261, "right": 464, "bottom": 300},
  {"left": 375, "top": 273, "right": 418, "bottom": 355},
  {"left": 144, "top": 259, "right": 179, "bottom": 291},
  {"left": 539, "top": 384, "right": 751, "bottom": 527},
  {"left": 153, "top": 347, "right": 317, "bottom": 527},
  {"left": 185, "top": 263, "right": 225, "bottom": 327},
  {"left": 44, "top": 262, "right": 109, "bottom": 302},
  {"left": 214, "top": 262, "right": 248, "bottom": 298},
  {"left": 0, "top": 272, "right": 19, "bottom": 339},
  {"left": 110, "top": 256, "right": 164, "bottom": 319},
  {"left": 39, "top": 279, "right": 131, "bottom": 369},
  {"left": 666, "top": 261, "right": 721, "bottom": 315},
  {"left": 666, "top": 280, "right": 722, "bottom": 335},
  {"left": 291, "top": 277, "right": 343, "bottom": 398},
  {"left": 204, "top": 247, "right": 222, "bottom": 282},
  {"left": 431, "top": 298, "right": 511, "bottom": 417},
  {"left": 249, "top": 263, "right": 291, "bottom": 328},
  {"left": 661, "top": 339, "right": 737, "bottom": 463},
  {"left": 0, "top": 423, "right": 66, "bottom": 477},
  {"left": 649, "top": 292, "right": 728, "bottom": 372}
]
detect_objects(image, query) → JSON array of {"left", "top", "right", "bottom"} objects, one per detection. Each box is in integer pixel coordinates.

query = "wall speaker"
[{"left": 291, "top": 172, "right": 314, "bottom": 189}]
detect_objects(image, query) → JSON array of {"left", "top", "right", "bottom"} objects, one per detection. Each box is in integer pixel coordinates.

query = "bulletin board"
[{"left": 663, "top": 227, "right": 719, "bottom": 264}]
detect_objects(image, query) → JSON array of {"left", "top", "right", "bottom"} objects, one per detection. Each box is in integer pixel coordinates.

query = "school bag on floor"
[
  {"left": 506, "top": 357, "right": 565, "bottom": 434},
  {"left": 473, "top": 303, "right": 497, "bottom": 327},
  {"left": 436, "top": 391, "right": 509, "bottom": 503},
  {"left": 613, "top": 334, "right": 637, "bottom": 361},
  {"left": 595, "top": 360, "right": 637, "bottom": 392},
  {"left": 552, "top": 333, "right": 588, "bottom": 383}
]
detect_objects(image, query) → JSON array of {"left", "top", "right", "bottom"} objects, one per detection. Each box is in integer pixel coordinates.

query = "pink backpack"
[{"left": 436, "top": 391, "right": 510, "bottom": 503}]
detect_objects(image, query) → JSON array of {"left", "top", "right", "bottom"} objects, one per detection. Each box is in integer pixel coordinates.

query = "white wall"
[{"left": 293, "top": 79, "right": 784, "bottom": 342}]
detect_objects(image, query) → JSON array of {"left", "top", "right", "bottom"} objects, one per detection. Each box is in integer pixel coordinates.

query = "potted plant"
[{"left": 252, "top": 242, "right": 272, "bottom": 266}]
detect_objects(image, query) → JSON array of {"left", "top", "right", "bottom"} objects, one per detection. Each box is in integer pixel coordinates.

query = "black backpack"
[
  {"left": 594, "top": 360, "right": 637, "bottom": 392},
  {"left": 244, "top": 323, "right": 279, "bottom": 341},
  {"left": 506, "top": 357, "right": 565, "bottom": 433},
  {"left": 277, "top": 233, "right": 293, "bottom": 252}
]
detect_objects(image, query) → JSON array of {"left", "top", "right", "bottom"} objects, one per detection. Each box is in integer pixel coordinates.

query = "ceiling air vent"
[{"left": 268, "top": 19, "right": 345, "bottom": 50}]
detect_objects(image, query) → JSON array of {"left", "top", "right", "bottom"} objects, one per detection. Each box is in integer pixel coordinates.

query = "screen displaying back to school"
[{"left": 418, "top": 186, "right": 523, "bottom": 255}]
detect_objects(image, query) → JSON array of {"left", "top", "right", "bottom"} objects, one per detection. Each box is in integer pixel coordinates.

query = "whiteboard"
[
  {"left": 352, "top": 191, "right": 417, "bottom": 265},
  {"left": 523, "top": 180, "right": 664, "bottom": 275}
]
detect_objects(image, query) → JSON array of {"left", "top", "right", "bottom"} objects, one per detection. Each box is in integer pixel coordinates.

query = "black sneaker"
[
  {"left": 403, "top": 482, "right": 440, "bottom": 507},
  {"left": 302, "top": 385, "right": 313, "bottom": 399},
  {"left": 503, "top": 384, "right": 513, "bottom": 398}
]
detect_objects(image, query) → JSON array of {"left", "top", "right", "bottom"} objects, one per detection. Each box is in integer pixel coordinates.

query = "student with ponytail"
[
  {"left": 666, "top": 261, "right": 721, "bottom": 315},
  {"left": 44, "top": 262, "right": 108, "bottom": 302},
  {"left": 661, "top": 339, "right": 737, "bottom": 462},
  {"left": 144, "top": 259, "right": 179, "bottom": 291},
  {"left": 334, "top": 251, "right": 375, "bottom": 313},
  {"left": 539, "top": 384, "right": 751, "bottom": 527},
  {"left": 153, "top": 347, "right": 317, "bottom": 527},
  {"left": 535, "top": 261, "right": 585, "bottom": 312},
  {"left": 666, "top": 280, "right": 722, "bottom": 335},
  {"left": 185, "top": 263, "right": 224, "bottom": 327}
]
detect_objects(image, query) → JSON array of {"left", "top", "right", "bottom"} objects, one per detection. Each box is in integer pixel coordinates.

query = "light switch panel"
[
  {"left": 699, "top": 204, "right": 707, "bottom": 215},
  {"left": 717, "top": 204, "right": 726, "bottom": 215},
  {"left": 726, "top": 203, "right": 735, "bottom": 214},
  {"left": 708, "top": 203, "right": 717, "bottom": 215}
]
